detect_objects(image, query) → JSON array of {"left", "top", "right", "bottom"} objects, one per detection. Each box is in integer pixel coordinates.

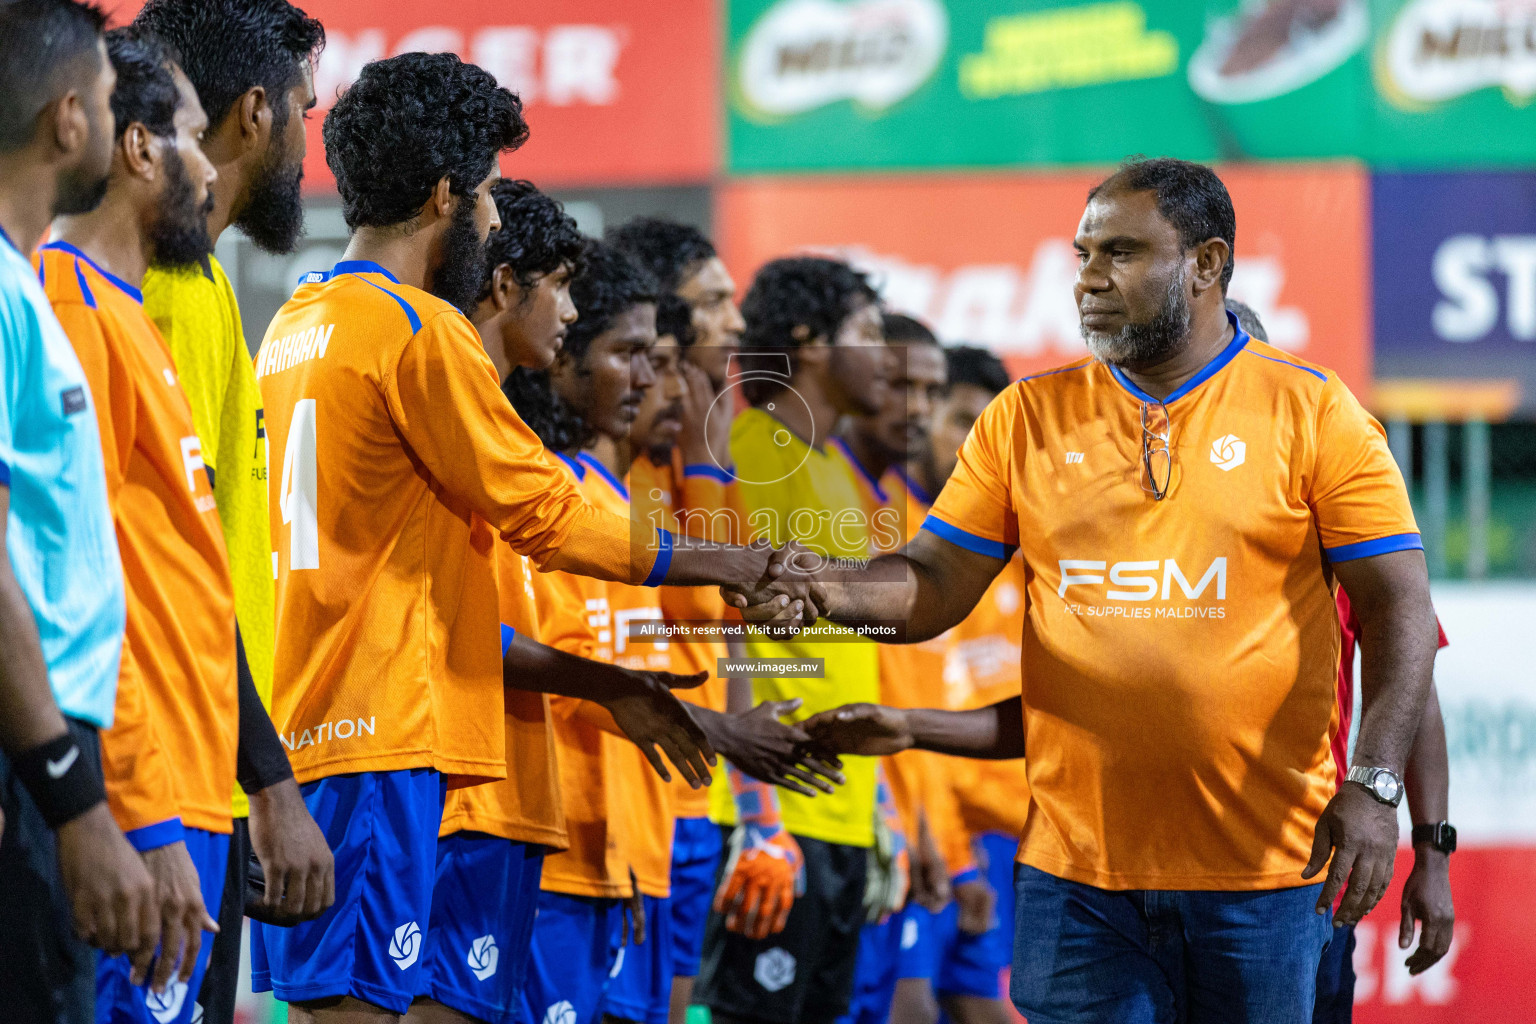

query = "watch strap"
[{"left": 1411, "top": 821, "right": 1457, "bottom": 853}]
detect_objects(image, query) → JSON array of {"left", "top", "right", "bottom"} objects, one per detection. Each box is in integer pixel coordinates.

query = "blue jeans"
[{"left": 1011, "top": 865, "right": 1333, "bottom": 1024}]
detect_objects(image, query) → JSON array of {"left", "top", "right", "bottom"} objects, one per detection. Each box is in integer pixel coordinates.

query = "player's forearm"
[
  {"left": 0, "top": 552, "right": 70, "bottom": 754},
  {"left": 1404, "top": 685, "right": 1449, "bottom": 827},
  {"left": 819, "top": 553, "right": 967, "bottom": 644},
  {"left": 503, "top": 632, "right": 634, "bottom": 704},
  {"left": 234, "top": 628, "right": 294, "bottom": 795},
  {"left": 1347, "top": 563, "right": 1438, "bottom": 775},
  {"left": 663, "top": 536, "right": 774, "bottom": 588},
  {"left": 907, "top": 698, "right": 1025, "bottom": 759}
]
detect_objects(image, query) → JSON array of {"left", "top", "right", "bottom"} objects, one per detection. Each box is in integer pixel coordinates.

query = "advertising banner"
[
  {"left": 725, "top": 0, "right": 1536, "bottom": 172},
  {"left": 1373, "top": 171, "right": 1536, "bottom": 414},
  {"left": 118, "top": 0, "right": 720, "bottom": 189},
  {"left": 717, "top": 165, "right": 1371, "bottom": 392}
]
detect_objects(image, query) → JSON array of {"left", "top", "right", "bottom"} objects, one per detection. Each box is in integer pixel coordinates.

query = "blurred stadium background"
[{"left": 129, "top": 0, "right": 1533, "bottom": 1019}]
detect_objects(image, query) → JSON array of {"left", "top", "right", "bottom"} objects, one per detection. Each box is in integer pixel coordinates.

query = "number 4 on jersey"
[{"left": 280, "top": 398, "right": 319, "bottom": 570}]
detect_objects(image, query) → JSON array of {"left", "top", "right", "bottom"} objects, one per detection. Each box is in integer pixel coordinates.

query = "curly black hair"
[
  {"left": 323, "top": 52, "right": 528, "bottom": 231},
  {"left": 606, "top": 216, "right": 716, "bottom": 294},
  {"left": 503, "top": 240, "right": 658, "bottom": 452},
  {"left": 480, "top": 179, "right": 586, "bottom": 305},
  {"left": 134, "top": 0, "right": 323, "bottom": 131},
  {"left": 0, "top": 0, "right": 107, "bottom": 153},
  {"left": 739, "top": 256, "right": 879, "bottom": 403},
  {"left": 944, "top": 345, "right": 1010, "bottom": 398},
  {"left": 656, "top": 292, "right": 696, "bottom": 348},
  {"left": 105, "top": 27, "right": 180, "bottom": 142},
  {"left": 882, "top": 312, "right": 938, "bottom": 346}
]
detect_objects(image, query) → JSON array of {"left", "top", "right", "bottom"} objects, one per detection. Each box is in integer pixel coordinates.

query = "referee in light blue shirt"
[{"left": 0, "top": 2, "right": 161, "bottom": 1020}]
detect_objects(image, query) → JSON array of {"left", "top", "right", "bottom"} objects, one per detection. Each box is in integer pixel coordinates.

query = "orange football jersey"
[
  {"left": 925, "top": 318, "right": 1421, "bottom": 889},
  {"left": 254, "top": 262, "right": 659, "bottom": 786},
  {"left": 438, "top": 543, "right": 567, "bottom": 849},
  {"left": 630, "top": 450, "right": 737, "bottom": 820},
  {"left": 39, "top": 243, "right": 237, "bottom": 837}
]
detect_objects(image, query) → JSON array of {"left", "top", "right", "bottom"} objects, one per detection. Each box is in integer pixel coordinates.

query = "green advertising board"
[{"left": 726, "top": 0, "right": 1536, "bottom": 172}]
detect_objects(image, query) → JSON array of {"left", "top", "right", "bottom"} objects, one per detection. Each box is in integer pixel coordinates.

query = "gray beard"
[{"left": 1081, "top": 268, "right": 1191, "bottom": 369}]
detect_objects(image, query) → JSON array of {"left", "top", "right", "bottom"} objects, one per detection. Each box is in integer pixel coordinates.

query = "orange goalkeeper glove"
[{"left": 713, "top": 768, "right": 805, "bottom": 940}]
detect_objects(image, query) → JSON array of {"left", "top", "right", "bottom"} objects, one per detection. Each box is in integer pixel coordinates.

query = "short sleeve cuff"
[
  {"left": 684, "top": 464, "right": 735, "bottom": 483},
  {"left": 1324, "top": 533, "right": 1423, "bottom": 563},
  {"left": 125, "top": 817, "right": 186, "bottom": 852},
  {"left": 0, "top": 458, "right": 10, "bottom": 487},
  {"left": 951, "top": 867, "right": 982, "bottom": 888},
  {"left": 920, "top": 515, "right": 1012, "bottom": 560},
  {"left": 500, "top": 623, "right": 516, "bottom": 657},
  {"left": 642, "top": 528, "right": 673, "bottom": 587}
]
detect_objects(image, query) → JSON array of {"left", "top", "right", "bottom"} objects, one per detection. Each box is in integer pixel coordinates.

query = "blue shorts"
[
  {"left": 522, "top": 889, "right": 623, "bottom": 1024},
  {"left": 898, "top": 901, "right": 1005, "bottom": 998},
  {"left": 605, "top": 893, "right": 675, "bottom": 1024},
  {"left": 1010, "top": 865, "right": 1333, "bottom": 1024},
  {"left": 668, "top": 816, "right": 723, "bottom": 978},
  {"left": 418, "top": 833, "right": 546, "bottom": 1024},
  {"left": 96, "top": 827, "right": 230, "bottom": 1024},
  {"left": 837, "top": 914, "right": 902, "bottom": 1024},
  {"left": 1312, "top": 923, "right": 1357, "bottom": 1024},
  {"left": 978, "top": 831, "right": 1018, "bottom": 974},
  {"left": 251, "top": 768, "right": 446, "bottom": 1013}
]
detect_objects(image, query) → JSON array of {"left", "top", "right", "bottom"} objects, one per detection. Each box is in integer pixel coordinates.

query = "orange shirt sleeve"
[
  {"left": 52, "top": 299, "right": 182, "bottom": 849},
  {"left": 924, "top": 389, "right": 1020, "bottom": 557},
  {"left": 384, "top": 312, "right": 659, "bottom": 584},
  {"left": 1309, "top": 376, "right": 1422, "bottom": 561}
]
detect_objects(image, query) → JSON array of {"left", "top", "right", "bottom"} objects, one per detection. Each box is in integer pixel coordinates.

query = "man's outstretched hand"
[
  {"left": 696, "top": 698, "right": 845, "bottom": 797},
  {"left": 598, "top": 668, "right": 718, "bottom": 788},
  {"left": 801, "top": 703, "right": 914, "bottom": 757},
  {"left": 720, "top": 540, "right": 829, "bottom": 635}
]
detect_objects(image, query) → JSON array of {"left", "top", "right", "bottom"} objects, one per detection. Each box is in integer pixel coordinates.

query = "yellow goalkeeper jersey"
[{"left": 143, "top": 255, "right": 273, "bottom": 819}]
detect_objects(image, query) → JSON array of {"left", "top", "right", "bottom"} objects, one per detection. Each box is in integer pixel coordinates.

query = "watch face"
[{"left": 1373, "top": 773, "right": 1401, "bottom": 802}]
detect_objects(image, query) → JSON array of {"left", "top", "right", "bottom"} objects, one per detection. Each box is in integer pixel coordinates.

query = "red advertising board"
[
  {"left": 113, "top": 0, "right": 719, "bottom": 189},
  {"left": 718, "top": 167, "right": 1373, "bottom": 395}
]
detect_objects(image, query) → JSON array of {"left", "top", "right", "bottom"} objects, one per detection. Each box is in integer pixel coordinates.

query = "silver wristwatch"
[{"left": 1346, "top": 765, "right": 1404, "bottom": 807}]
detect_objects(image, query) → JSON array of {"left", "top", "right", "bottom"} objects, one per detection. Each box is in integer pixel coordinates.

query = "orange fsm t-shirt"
[
  {"left": 39, "top": 242, "right": 237, "bottom": 838},
  {"left": 254, "top": 261, "right": 656, "bottom": 786},
  {"left": 924, "top": 315, "right": 1421, "bottom": 890}
]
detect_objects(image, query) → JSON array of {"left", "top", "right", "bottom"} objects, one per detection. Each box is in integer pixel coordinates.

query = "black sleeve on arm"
[{"left": 234, "top": 627, "right": 294, "bottom": 794}]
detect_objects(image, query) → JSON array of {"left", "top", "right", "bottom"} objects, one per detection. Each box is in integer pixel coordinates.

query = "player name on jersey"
[{"left": 254, "top": 322, "right": 336, "bottom": 378}]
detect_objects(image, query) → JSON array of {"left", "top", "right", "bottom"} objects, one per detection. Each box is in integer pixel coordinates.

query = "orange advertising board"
[
  {"left": 718, "top": 166, "right": 1372, "bottom": 395},
  {"left": 114, "top": 0, "right": 719, "bottom": 189}
]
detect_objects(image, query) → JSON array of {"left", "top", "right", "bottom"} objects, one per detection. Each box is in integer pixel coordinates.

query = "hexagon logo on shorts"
[
  {"left": 468, "top": 934, "right": 499, "bottom": 981},
  {"left": 389, "top": 920, "right": 423, "bottom": 970},
  {"left": 754, "top": 947, "right": 797, "bottom": 992},
  {"left": 543, "top": 1000, "right": 578, "bottom": 1024},
  {"left": 145, "top": 979, "right": 188, "bottom": 1023},
  {"left": 901, "top": 916, "right": 920, "bottom": 950}
]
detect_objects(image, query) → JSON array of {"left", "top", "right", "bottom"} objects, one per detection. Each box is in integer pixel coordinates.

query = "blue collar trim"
[
  {"left": 554, "top": 451, "right": 586, "bottom": 480},
  {"left": 38, "top": 241, "right": 143, "bottom": 304},
  {"left": 1107, "top": 310, "right": 1249, "bottom": 405},
  {"left": 332, "top": 259, "right": 400, "bottom": 283},
  {"left": 895, "top": 466, "right": 933, "bottom": 507},
  {"left": 829, "top": 436, "right": 887, "bottom": 504},
  {"left": 578, "top": 453, "right": 629, "bottom": 501}
]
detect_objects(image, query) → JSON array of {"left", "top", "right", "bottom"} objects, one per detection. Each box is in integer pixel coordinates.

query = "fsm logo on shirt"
[{"left": 1057, "top": 557, "right": 1228, "bottom": 620}]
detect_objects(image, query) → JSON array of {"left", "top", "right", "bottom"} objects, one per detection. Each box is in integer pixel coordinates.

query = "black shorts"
[
  {"left": 195, "top": 815, "right": 251, "bottom": 1024},
  {"left": 694, "top": 829, "right": 869, "bottom": 1024},
  {"left": 0, "top": 717, "right": 101, "bottom": 1024}
]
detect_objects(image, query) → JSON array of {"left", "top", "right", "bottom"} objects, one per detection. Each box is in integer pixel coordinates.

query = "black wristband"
[{"left": 12, "top": 728, "right": 106, "bottom": 829}]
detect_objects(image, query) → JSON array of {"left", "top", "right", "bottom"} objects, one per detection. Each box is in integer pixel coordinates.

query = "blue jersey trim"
[
  {"left": 38, "top": 241, "right": 142, "bottom": 304},
  {"left": 352, "top": 275, "right": 422, "bottom": 334},
  {"left": 920, "top": 515, "right": 1011, "bottom": 560},
  {"left": 895, "top": 466, "right": 933, "bottom": 506},
  {"left": 683, "top": 463, "right": 735, "bottom": 483},
  {"left": 829, "top": 436, "right": 887, "bottom": 503},
  {"left": 0, "top": 224, "right": 14, "bottom": 254},
  {"left": 579, "top": 453, "right": 629, "bottom": 501},
  {"left": 951, "top": 867, "right": 982, "bottom": 888},
  {"left": 332, "top": 259, "right": 401, "bottom": 283},
  {"left": 1325, "top": 533, "right": 1424, "bottom": 563},
  {"left": 71, "top": 258, "right": 96, "bottom": 309},
  {"left": 1018, "top": 361, "right": 1093, "bottom": 384},
  {"left": 0, "top": 459, "right": 9, "bottom": 487},
  {"left": 1109, "top": 315, "right": 1250, "bottom": 406},
  {"left": 643, "top": 528, "right": 673, "bottom": 587},
  {"left": 125, "top": 818, "right": 186, "bottom": 852},
  {"left": 1240, "top": 347, "right": 1328, "bottom": 382},
  {"left": 554, "top": 451, "right": 586, "bottom": 480},
  {"left": 500, "top": 623, "right": 516, "bottom": 657}
]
